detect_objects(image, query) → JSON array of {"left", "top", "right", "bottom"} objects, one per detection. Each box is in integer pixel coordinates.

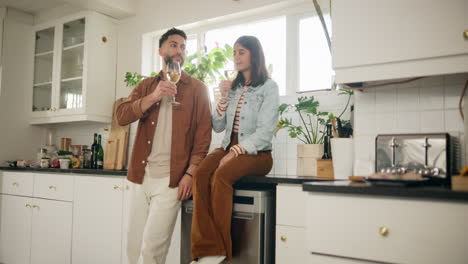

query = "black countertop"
[
  {"left": 0, "top": 166, "right": 127, "bottom": 176},
  {"left": 303, "top": 181, "right": 468, "bottom": 202},
  {"left": 0, "top": 166, "right": 331, "bottom": 185}
]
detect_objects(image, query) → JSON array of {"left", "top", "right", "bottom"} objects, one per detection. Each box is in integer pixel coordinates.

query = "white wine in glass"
[
  {"left": 224, "top": 70, "right": 238, "bottom": 81},
  {"left": 165, "top": 61, "right": 181, "bottom": 105}
]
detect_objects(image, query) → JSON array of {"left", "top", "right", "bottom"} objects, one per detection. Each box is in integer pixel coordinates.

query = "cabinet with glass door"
[{"left": 31, "top": 12, "right": 116, "bottom": 124}]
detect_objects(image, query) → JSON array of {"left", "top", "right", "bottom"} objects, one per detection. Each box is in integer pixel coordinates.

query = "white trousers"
[{"left": 127, "top": 176, "right": 181, "bottom": 264}]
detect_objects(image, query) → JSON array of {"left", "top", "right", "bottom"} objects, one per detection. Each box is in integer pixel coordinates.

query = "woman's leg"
[
  {"left": 191, "top": 148, "right": 228, "bottom": 260},
  {"left": 210, "top": 151, "right": 273, "bottom": 260}
]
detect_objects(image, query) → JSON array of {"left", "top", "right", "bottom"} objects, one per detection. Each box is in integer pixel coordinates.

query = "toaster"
[{"left": 375, "top": 133, "right": 460, "bottom": 186}]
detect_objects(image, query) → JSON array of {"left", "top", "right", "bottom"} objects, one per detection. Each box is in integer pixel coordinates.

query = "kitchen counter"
[
  {"left": 303, "top": 181, "right": 468, "bottom": 202},
  {"left": 0, "top": 166, "right": 331, "bottom": 185},
  {"left": 0, "top": 166, "right": 127, "bottom": 176}
]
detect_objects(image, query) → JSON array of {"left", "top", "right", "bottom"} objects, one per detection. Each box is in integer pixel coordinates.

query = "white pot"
[
  {"left": 330, "top": 138, "right": 354, "bottom": 179},
  {"left": 296, "top": 144, "right": 324, "bottom": 177}
]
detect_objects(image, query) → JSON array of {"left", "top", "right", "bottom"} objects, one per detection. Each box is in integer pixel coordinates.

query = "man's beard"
[{"left": 164, "top": 55, "right": 184, "bottom": 67}]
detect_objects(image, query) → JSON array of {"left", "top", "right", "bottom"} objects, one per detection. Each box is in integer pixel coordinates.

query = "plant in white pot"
[{"left": 275, "top": 91, "right": 353, "bottom": 176}]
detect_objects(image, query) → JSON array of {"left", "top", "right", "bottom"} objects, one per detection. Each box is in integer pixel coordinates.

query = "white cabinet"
[
  {"left": 121, "top": 179, "right": 131, "bottom": 264},
  {"left": 306, "top": 193, "right": 468, "bottom": 264},
  {"left": 276, "top": 184, "right": 313, "bottom": 263},
  {"left": 0, "top": 172, "right": 73, "bottom": 264},
  {"left": 30, "top": 198, "right": 73, "bottom": 264},
  {"left": 0, "top": 194, "right": 33, "bottom": 264},
  {"left": 72, "top": 176, "right": 124, "bottom": 264},
  {"left": 30, "top": 11, "right": 117, "bottom": 124},
  {"left": 332, "top": 0, "right": 468, "bottom": 83},
  {"left": 0, "top": 195, "right": 72, "bottom": 264}
]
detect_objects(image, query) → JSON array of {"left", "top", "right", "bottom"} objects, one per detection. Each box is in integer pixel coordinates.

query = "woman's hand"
[
  {"left": 219, "top": 151, "right": 237, "bottom": 168},
  {"left": 218, "top": 80, "right": 233, "bottom": 98}
]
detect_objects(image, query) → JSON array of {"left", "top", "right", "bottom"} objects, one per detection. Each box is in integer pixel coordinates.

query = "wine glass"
[
  {"left": 213, "top": 69, "right": 238, "bottom": 102},
  {"left": 165, "top": 61, "right": 181, "bottom": 105}
]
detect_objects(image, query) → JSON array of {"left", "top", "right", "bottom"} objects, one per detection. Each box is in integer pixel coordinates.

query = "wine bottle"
[
  {"left": 91, "top": 133, "right": 98, "bottom": 169},
  {"left": 97, "top": 135, "right": 104, "bottom": 169},
  {"left": 322, "top": 124, "right": 332, "bottom": 159}
]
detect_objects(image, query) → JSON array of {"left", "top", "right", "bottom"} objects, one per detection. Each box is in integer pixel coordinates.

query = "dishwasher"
[{"left": 180, "top": 188, "right": 275, "bottom": 264}]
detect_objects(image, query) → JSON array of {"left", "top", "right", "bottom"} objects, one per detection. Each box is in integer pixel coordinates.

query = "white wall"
[{"left": 0, "top": 8, "right": 47, "bottom": 162}]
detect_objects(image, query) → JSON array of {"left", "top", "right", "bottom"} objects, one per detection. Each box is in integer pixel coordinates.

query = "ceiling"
[
  {"left": 0, "top": 0, "right": 135, "bottom": 19},
  {"left": 0, "top": 0, "right": 67, "bottom": 14}
]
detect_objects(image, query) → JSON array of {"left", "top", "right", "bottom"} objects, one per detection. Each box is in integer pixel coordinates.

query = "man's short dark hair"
[{"left": 159, "top": 28, "right": 187, "bottom": 48}]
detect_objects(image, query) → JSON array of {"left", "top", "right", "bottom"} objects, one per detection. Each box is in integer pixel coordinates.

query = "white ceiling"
[
  {"left": 0, "top": 0, "right": 67, "bottom": 14},
  {"left": 0, "top": 0, "right": 135, "bottom": 19}
]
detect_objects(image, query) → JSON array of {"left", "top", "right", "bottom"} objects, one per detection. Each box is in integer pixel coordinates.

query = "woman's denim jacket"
[{"left": 212, "top": 79, "right": 279, "bottom": 155}]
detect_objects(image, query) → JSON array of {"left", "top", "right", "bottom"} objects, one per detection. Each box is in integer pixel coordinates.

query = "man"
[{"left": 116, "top": 28, "right": 212, "bottom": 264}]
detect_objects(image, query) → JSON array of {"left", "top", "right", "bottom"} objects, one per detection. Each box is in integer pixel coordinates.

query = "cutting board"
[{"left": 104, "top": 98, "right": 130, "bottom": 170}]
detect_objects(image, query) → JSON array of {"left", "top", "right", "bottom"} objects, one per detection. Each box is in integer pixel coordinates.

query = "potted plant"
[
  {"left": 275, "top": 90, "right": 353, "bottom": 176},
  {"left": 124, "top": 44, "right": 233, "bottom": 88}
]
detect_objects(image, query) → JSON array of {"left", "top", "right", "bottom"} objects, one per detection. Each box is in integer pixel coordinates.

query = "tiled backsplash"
[{"left": 53, "top": 72, "right": 468, "bottom": 176}]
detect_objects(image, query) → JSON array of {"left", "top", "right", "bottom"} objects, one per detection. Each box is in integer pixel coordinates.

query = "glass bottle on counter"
[
  {"left": 322, "top": 124, "right": 332, "bottom": 159},
  {"left": 91, "top": 133, "right": 98, "bottom": 169},
  {"left": 97, "top": 135, "right": 104, "bottom": 169}
]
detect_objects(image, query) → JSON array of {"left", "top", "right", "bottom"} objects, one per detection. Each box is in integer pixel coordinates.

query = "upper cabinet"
[
  {"left": 332, "top": 0, "right": 468, "bottom": 83},
  {"left": 31, "top": 12, "right": 117, "bottom": 124}
]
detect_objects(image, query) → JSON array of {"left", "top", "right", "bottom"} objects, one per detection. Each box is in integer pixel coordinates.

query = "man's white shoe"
[{"left": 196, "top": 255, "right": 226, "bottom": 264}]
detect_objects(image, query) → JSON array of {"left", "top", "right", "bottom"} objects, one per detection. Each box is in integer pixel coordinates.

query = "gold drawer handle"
[
  {"left": 280, "top": 235, "right": 287, "bottom": 242},
  {"left": 25, "top": 204, "right": 31, "bottom": 208},
  {"left": 379, "top": 226, "right": 389, "bottom": 237},
  {"left": 32, "top": 205, "right": 40, "bottom": 209},
  {"left": 48, "top": 185, "right": 57, "bottom": 190},
  {"left": 464, "top": 30, "right": 468, "bottom": 40},
  {"left": 12, "top": 182, "right": 19, "bottom": 187},
  {"left": 125, "top": 185, "right": 129, "bottom": 190},
  {"left": 113, "top": 185, "right": 120, "bottom": 190}
]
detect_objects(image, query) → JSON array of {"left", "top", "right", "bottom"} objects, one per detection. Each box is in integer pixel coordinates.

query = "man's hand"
[
  {"left": 177, "top": 173, "right": 192, "bottom": 201},
  {"left": 150, "top": 80, "right": 177, "bottom": 103},
  {"left": 219, "top": 151, "right": 236, "bottom": 169}
]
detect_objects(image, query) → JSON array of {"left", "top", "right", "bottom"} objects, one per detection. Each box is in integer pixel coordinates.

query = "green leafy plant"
[
  {"left": 184, "top": 44, "right": 233, "bottom": 87},
  {"left": 275, "top": 90, "right": 354, "bottom": 144},
  {"left": 124, "top": 44, "right": 233, "bottom": 88}
]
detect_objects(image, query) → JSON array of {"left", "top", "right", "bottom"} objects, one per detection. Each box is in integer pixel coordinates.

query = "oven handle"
[{"left": 184, "top": 207, "right": 254, "bottom": 219}]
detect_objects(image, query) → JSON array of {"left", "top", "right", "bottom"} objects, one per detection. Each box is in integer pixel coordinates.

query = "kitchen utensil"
[
  {"left": 336, "top": 117, "right": 344, "bottom": 138},
  {"left": 331, "top": 118, "right": 339, "bottom": 138},
  {"left": 105, "top": 98, "right": 130, "bottom": 170},
  {"left": 104, "top": 138, "right": 119, "bottom": 170},
  {"left": 60, "top": 138, "right": 72, "bottom": 151}
]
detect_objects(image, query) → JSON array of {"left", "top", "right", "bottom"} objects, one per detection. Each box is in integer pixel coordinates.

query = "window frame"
[{"left": 149, "top": 1, "right": 332, "bottom": 96}]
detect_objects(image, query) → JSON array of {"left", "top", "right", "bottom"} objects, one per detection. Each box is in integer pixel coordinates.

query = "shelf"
[
  {"left": 35, "top": 51, "right": 54, "bottom": 57},
  {"left": 33, "top": 82, "right": 52, "bottom": 87},
  {"left": 63, "top": 42, "right": 84, "bottom": 51},
  {"left": 61, "top": 76, "right": 83, "bottom": 82}
]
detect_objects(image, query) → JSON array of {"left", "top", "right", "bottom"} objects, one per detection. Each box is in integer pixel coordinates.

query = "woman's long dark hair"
[{"left": 231, "top": 36, "right": 269, "bottom": 89}]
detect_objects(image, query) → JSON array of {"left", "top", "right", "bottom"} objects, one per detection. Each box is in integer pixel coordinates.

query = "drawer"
[
  {"left": 276, "top": 225, "right": 313, "bottom": 263},
  {"left": 33, "top": 174, "right": 74, "bottom": 201},
  {"left": 306, "top": 193, "right": 468, "bottom": 264},
  {"left": 0, "top": 172, "right": 34, "bottom": 196},
  {"left": 277, "top": 184, "right": 307, "bottom": 227}
]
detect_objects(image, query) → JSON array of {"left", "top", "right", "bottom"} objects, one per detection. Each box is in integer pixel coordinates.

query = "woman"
[{"left": 190, "top": 36, "right": 279, "bottom": 264}]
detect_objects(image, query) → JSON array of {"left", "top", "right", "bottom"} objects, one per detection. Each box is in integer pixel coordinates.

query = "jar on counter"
[
  {"left": 40, "top": 158, "right": 50, "bottom": 168},
  {"left": 37, "top": 148, "right": 47, "bottom": 161},
  {"left": 83, "top": 148, "right": 91, "bottom": 169}
]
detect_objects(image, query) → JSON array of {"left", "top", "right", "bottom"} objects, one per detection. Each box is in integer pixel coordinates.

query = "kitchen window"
[{"left": 150, "top": 1, "right": 332, "bottom": 96}]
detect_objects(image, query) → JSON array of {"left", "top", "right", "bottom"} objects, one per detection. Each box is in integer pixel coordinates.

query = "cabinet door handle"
[
  {"left": 32, "top": 205, "right": 40, "bottom": 209},
  {"left": 25, "top": 204, "right": 32, "bottom": 208},
  {"left": 12, "top": 182, "right": 19, "bottom": 187},
  {"left": 379, "top": 226, "right": 389, "bottom": 237},
  {"left": 464, "top": 30, "right": 468, "bottom": 40},
  {"left": 48, "top": 185, "right": 57, "bottom": 190},
  {"left": 125, "top": 185, "right": 129, "bottom": 190},
  {"left": 113, "top": 185, "right": 120, "bottom": 190},
  {"left": 280, "top": 235, "right": 287, "bottom": 242}
]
